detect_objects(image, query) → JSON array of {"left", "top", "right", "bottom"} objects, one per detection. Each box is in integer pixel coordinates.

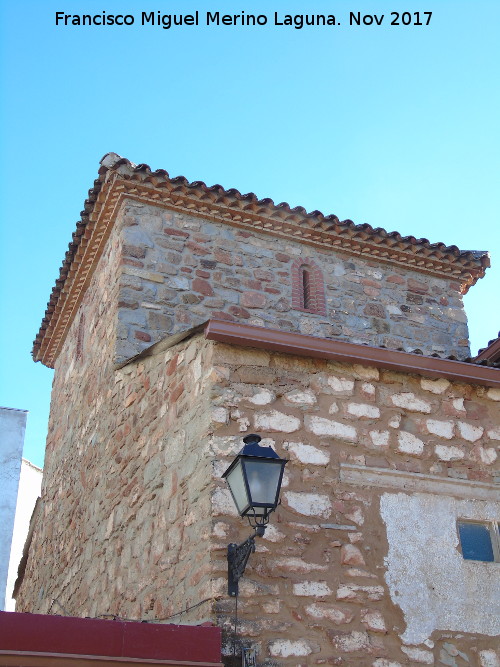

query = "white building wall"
[
  {"left": 5, "top": 459, "right": 42, "bottom": 611},
  {"left": 0, "top": 407, "right": 27, "bottom": 610}
]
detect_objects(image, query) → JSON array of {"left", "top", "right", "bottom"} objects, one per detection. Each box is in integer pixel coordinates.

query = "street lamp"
[{"left": 222, "top": 433, "right": 287, "bottom": 596}]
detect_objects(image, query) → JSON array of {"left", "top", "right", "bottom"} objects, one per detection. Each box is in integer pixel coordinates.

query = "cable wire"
[{"left": 96, "top": 596, "right": 214, "bottom": 623}]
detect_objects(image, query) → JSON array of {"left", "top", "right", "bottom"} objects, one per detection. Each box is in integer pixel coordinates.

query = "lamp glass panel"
[
  {"left": 244, "top": 460, "right": 283, "bottom": 508},
  {"left": 225, "top": 461, "right": 249, "bottom": 515}
]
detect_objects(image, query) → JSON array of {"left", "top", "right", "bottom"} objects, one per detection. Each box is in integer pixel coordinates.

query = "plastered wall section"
[
  {"left": 5, "top": 459, "right": 42, "bottom": 611},
  {"left": 207, "top": 343, "right": 500, "bottom": 666},
  {"left": 116, "top": 200, "right": 471, "bottom": 363},
  {"left": 16, "top": 228, "right": 218, "bottom": 622},
  {"left": 380, "top": 493, "right": 500, "bottom": 647},
  {"left": 0, "top": 407, "right": 27, "bottom": 610}
]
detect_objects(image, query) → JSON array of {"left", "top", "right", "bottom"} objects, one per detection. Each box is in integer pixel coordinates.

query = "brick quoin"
[{"left": 291, "top": 258, "right": 327, "bottom": 315}]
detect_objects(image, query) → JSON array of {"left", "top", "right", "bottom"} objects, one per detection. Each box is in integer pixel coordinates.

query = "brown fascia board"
[
  {"left": 475, "top": 336, "right": 500, "bottom": 363},
  {"left": 204, "top": 320, "right": 500, "bottom": 388}
]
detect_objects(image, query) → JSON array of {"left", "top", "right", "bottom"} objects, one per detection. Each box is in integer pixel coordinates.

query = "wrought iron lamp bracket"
[{"left": 227, "top": 526, "right": 265, "bottom": 597}]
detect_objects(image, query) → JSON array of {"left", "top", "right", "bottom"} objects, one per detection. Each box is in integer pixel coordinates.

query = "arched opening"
[
  {"left": 301, "top": 266, "right": 312, "bottom": 309},
  {"left": 291, "top": 258, "right": 326, "bottom": 316}
]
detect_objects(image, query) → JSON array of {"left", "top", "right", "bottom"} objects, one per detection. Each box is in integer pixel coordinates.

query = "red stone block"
[
  {"left": 170, "top": 382, "right": 185, "bottom": 403},
  {"left": 186, "top": 241, "right": 210, "bottom": 256},
  {"left": 163, "top": 227, "right": 189, "bottom": 238},
  {"left": 386, "top": 274, "right": 405, "bottom": 284},
  {"left": 134, "top": 331, "right": 151, "bottom": 342},
  {"left": 121, "top": 258, "right": 144, "bottom": 268},
  {"left": 241, "top": 291, "right": 267, "bottom": 308},
  {"left": 192, "top": 278, "right": 214, "bottom": 296},
  {"left": 214, "top": 249, "right": 233, "bottom": 265},
  {"left": 228, "top": 306, "right": 251, "bottom": 318},
  {"left": 211, "top": 311, "right": 235, "bottom": 321},
  {"left": 166, "top": 354, "right": 178, "bottom": 376},
  {"left": 407, "top": 278, "right": 429, "bottom": 294},
  {"left": 244, "top": 279, "right": 262, "bottom": 290}
]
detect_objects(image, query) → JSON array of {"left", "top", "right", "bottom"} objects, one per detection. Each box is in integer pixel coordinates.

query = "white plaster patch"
[
  {"left": 336, "top": 584, "right": 384, "bottom": 601},
  {"left": 331, "top": 630, "right": 369, "bottom": 652},
  {"left": 401, "top": 646, "right": 434, "bottom": 664},
  {"left": 478, "top": 446, "right": 497, "bottom": 465},
  {"left": 370, "top": 430, "right": 390, "bottom": 448},
  {"left": 273, "top": 557, "right": 326, "bottom": 573},
  {"left": 284, "top": 491, "right": 332, "bottom": 518},
  {"left": 344, "top": 507, "right": 365, "bottom": 526},
  {"left": 421, "top": 378, "right": 450, "bottom": 394},
  {"left": 486, "top": 388, "right": 500, "bottom": 402},
  {"left": 212, "top": 521, "right": 229, "bottom": 538},
  {"left": 362, "top": 382, "right": 376, "bottom": 395},
  {"left": 305, "top": 603, "right": 352, "bottom": 624},
  {"left": 305, "top": 415, "right": 357, "bottom": 441},
  {"left": 487, "top": 427, "right": 500, "bottom": 440},
  {"left": 211, "top": 407, "right": 229, "bottom": 424},
  {"left": 426, "top": 419, "right": 454, "bottom": 439},
  {"left": 268, "top": 639, "right": 313, "bottom": 657},
  {"left": 360, "top": 609, "right": 386, "bottom": 632},
  {"left": 479, "top": 649, "right": 500, "bottom": 667},
  {"left": 283, "top": 389, "right": 317, "bottom": 406},
  {"left": 453, "top": 398, "right": 466, "bottom": 412},
  {"left": 435, "top": 445, "right": 465, "bottom": 461},
  {"left": 293, "top": 581, "right": 332, "bottom": 596},
  {"left": 391, "top": 392, "right": 431, "bottom": 413},
  {"left": 262, "top": 523, "right": 285, "bottom": 543},
  {"left": 347, "top": 403, "right": 381, "bottom": 419},
  {"left": 254, "top": 410, "right": 300, "bottom": 433},
  {"left": 457, "top": 421, "right": 484, "bottom": 442},
  {"left": 380, "top": 492, "right": 500, "bottom": 644},
  {"left": 398, "top": 431, "right": 425, "bottom": 456},
  {"left": 211, "top": 488, "right": 238, "bottom": 516},
  {"left": 372, "top": 661, "right": 402, "bottom": 667},
  {"left": 262, "top": 599, "right": 280, "bottom": 614},
  {"left": 208, "top": 435, "right": 241, "bottom": 456},
  {"left": 248, "top": 389, "right": 275, "bottom": 405},
  {"left": 327, "top": 376, "right": 355, "bottom": 393},
  {"left": 237, "top": 417, "right": 250, "bottom": 432},
  {"left": 285, "top": 441, "right": 330, "bottom": 465},
  {"left": 389, "top": 414, "right": 401, "bottom": 428}
]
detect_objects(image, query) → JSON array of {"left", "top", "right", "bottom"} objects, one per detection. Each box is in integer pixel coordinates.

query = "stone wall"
[
  {"left": 116, "top": 200, "right": 471, "bottom": 364},
  {"left": 207, "top": 343, "right": 500, "bottom": 666},
  {"left": 18, "top": 312, "right": 499, "bottom": 664},
  {"left": 17, "top": 227, "right": 217, "bottom": 623}
]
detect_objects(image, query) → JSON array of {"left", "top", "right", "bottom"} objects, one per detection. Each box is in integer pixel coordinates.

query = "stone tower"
[{"left": 17, "top": 154, "right": 500, "bottom": 666}]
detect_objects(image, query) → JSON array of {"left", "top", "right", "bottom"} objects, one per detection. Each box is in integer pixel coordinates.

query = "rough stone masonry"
[{"left": 21, "top": 155, "right": 499, "bottom": 666}]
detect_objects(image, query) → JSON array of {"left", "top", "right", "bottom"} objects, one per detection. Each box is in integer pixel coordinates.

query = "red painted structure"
[{"left": 0, "top": 612, "right": 223, "bottom": 666}]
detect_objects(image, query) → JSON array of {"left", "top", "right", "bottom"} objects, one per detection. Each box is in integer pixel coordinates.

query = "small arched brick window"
[{"left": 291, "top": 258, "right": 326, "bottom": 315}]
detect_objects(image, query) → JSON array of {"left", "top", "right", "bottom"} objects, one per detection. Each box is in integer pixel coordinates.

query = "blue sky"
[{"left": 1, "top": 0, "right": 499, "bottom": 468}]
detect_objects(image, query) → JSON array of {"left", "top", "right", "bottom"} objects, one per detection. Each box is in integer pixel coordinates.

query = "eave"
[
  {"left": 204, "top": 320, "right": 500, "bottom": 388},
  {"left": 33, "top": 153, "right": 490, "bottom": 368}
]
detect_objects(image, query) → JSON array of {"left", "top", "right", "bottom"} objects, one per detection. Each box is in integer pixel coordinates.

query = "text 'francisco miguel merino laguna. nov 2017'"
[{"left": 55, "top": 10, "right": 433, "bottom": 29}]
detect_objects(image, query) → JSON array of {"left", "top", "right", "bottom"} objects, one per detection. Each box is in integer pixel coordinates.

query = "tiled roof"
[
  {"left": 33, "top": 153, "right": 491, "bottom": 366},
  {"left": 475, "top": 332, "right": 500, "bottom": 363}
]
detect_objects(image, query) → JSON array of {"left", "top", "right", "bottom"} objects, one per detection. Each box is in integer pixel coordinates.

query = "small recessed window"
[{"left": 457, "top": 520, "right": 500, "bottom": 562}]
